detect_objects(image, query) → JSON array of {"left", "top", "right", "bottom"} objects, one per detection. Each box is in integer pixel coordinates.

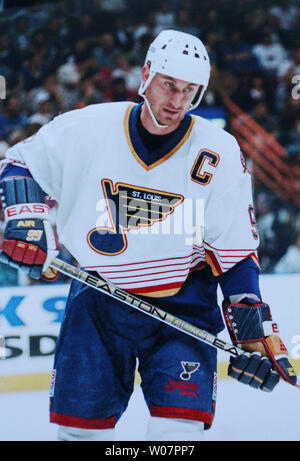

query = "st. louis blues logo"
[
  {"left": 87, "top": 178, "right": 184, "bottom": 256},
  {"left": 180, "top": 361, "right": 200, "bottom": 380}
]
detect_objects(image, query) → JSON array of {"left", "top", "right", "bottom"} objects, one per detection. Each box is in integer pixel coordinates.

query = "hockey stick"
[
  {"left": 50, "top": 258, "right": 300, "bottom": 389},
  {"left": 49, "top": 257, "right": 244, "bottom": 358}
]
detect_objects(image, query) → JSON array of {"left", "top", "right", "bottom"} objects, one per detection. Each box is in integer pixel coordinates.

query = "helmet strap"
[
  {"left": 139, "top": 72, "right": 169, "bottom": 129},
  {"left": 189, "top": 85, "right": 205, "bottom": 111},
  {"left": 142, "top": 95, "right": 168, "bottom": 128}
]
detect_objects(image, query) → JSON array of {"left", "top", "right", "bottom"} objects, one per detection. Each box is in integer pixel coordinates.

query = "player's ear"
[{"left": 141, "top": 65, "right": 150, "bottom": 84}]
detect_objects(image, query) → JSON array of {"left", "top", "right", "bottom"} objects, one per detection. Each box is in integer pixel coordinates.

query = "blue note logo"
[
  {"left": 180, "top": 361, "right": 200, "bottom": 380},
  {"left": 87, "top": 178, "right": 184, "bottom": 255}
]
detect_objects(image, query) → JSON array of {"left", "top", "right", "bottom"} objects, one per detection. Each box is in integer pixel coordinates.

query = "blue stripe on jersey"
[
  {"left": 128, "top": 103, "right": 193, "bottom": 167},
  {"left": 0, "top": 164, "right": 32, "bottom": 181},
  {"left": 217, "top": 257, "right": 261, "bottom": 300}
]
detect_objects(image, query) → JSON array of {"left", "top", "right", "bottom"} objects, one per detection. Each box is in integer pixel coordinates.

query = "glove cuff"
[{"left": 222, "top": 300, "right": 278, "bottom": 344}]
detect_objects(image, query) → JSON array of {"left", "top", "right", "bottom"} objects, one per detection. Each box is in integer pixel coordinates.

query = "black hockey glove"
[
  {"left": 222, "top": 297, "right": 297, "bottom": 391},
  {"left": 0, "top": 176, "right": 59, "bottom": 280}
]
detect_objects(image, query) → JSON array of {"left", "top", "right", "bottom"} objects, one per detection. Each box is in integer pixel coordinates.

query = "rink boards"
[{"left": 0, "top": 274, "right": 299, "bottom": 393}]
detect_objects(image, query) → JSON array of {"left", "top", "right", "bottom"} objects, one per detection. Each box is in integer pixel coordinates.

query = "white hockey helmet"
[{"left": 138, "top": 29, "right": 211, "bottom": 111}]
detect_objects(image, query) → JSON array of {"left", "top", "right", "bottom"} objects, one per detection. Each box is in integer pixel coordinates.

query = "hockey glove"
[
  {"left": 222, "top": 297, "right": 297, "bottom": 390},
  {"left": 0, "top": 176, "right": 59, "bottom": 280}
]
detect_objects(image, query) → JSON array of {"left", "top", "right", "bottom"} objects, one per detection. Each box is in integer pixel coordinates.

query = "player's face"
[{"left": 142, "top": 67, "right": 200, "bottom": 133}]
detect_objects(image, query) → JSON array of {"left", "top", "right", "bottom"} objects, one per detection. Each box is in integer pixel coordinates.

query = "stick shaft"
[{"left": 50, "top": 258, "right": 244, "bottom": 358}]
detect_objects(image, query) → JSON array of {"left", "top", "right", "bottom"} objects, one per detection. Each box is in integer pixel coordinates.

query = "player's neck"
[{"left": 140, "top": 103, "right": 180, "bottom": 135}]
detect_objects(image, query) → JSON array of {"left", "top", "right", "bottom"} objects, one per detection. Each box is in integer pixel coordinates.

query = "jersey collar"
[{"left": 124, "top": 103, "right": 195, "bottom": 171}]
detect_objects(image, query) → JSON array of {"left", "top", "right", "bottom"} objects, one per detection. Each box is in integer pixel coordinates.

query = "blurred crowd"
[{"left": 1, "top": 0, "right": 300, "bottom": 286}]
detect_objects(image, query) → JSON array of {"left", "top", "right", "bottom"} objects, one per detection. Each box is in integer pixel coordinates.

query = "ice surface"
[{"left": 1, "top": 380, "right": 299, "bottom": 441}]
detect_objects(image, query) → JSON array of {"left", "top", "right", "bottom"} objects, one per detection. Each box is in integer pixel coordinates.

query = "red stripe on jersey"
[
  {"left": 221, "top": 260, "right": 247, "bottom": 265},
  {"left": 100, "top": 253, "right": 204, "bottom": 275},
  {"left": 99, "top": 259, "right": 192, "bottom": 274},
  {"left": 189, "top": 261, "right": 206, "bottom": 273},
  {"left": 251, "top": 252, "right": 260, "bottom": 266},
  {"left": 150, "top": 405, "right": 214, "bottom": 426},
  {"left": 126, "top": 281, "right": 183, "bottom": 294},
  {"left": 205, "top": 249, "right": 223, "bottom": 275},
  {"left": 218, "top": 254, "right": 253, "bottom": 259},
  {"left": 204, "top": 241, "right": 256, "bottom": 252},
  {"left": 113, "top": 274, "right": 187, "bottom": 286},
  {"left": 83, "top": 253, "right": 194, "bottom": 269},
  {"left": 50, "top": 412, "right": 116, "bottom": 429},
  {"left": 190, "top": 255, "right": 205, "bottom": 264},
  {"left": 107, "top": 266, "right": 190, "bottom": 280}
]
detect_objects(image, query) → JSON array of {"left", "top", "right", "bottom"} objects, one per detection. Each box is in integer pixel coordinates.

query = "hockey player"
[{"left": 0, "top": 30, "right": 297, "bottom": 441}]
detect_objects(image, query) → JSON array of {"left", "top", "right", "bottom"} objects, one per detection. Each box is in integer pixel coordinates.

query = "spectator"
[
  {"left": 113, "top": 15, "right": 134, "bottom": 53},
  {"left": 28, "top": 90, "right": 55, "bottom": 126},
  {"left": 69, "top": 40, "right": 99, "bottom": 80},
  {"left": 12, "top": 14, "right": 29, "bottom": 51},
  {"left": 255, "top": 192, "right": 276, "bottom": 271},
  {"left": 250, "top": 101, "right": 279, "bottom": 135},
  {"left": 269, "top": 0, "right": 299, "bottom": 31},
  {"left": 238, "top": 10, "right": 267, "bottom": 46},
  {"left": 249, "top": 76, "right": 268, "bottom": 106},
  {"left": 0, "top": 138, "right": 9, "bottom": 160},
  {"left": 218, "top": 30, "right": 259, "bottom": 74},
  {"left": 93, "top": 33, "right": 120, "bottom": 70},
  {"left": 285, "top": 117, "right": 300, "bottom": 160},
  {"left": 92, "top": 66, "right": 114, "bottom": 94},
  {"left": 22, "top": 52, "right": 49, "bottom": 91},
  {"left": 0, "top": 28, "right": 22, "bottom": 76},
  {"left": 74, "top": 79, "right": 104, "bottom": 108},
  {"left": 112, "top": 53, "right": 141, "bottom": 91},
  {"left": 273, "top": 235, "right": 300, "bottom": 273},
  {"left": 33, "top": 74, "right": 67, "bottom": 115},
  {"left": 132, "top": 12, "right": 156, "bottom": 41},
  {"left": 102, "top": 76, "right": 138, "bottom": 102},
  {"left": 68, "top": 13, "right": 98, "bottom": 45},
  {"left": 56, "top": 62, "right": 82, "bottom": 111},
  {"left": 25, "top": 122, "right": 43, "bottom": 138},
  {"left": 174, "top": 8, "right": 198, "bottom": 36},
  {"left": 87, "top": 0, "right": 116, "bottom": 35},
  {"left": 129, "top": 32, "right": 154, "bottom": 66},
  {"left": 279, "top": 97, "right": 300, "bottom": 136},
  {"left": 154, "top": 1, "right": 176, "bottom": 34},
  {"left": 283, "top": 45, "right": 300, "bottom": 77},
  {"left": 0, "top": 96, "right": 28, "bottom": 141},
  {"left": 252, "top": 31, "right": 289, "bottom": 77},
  {"left": 203, "top": 31, "right": 221, "bottom": 65},
  {"left": 8, "top": 128, "right": 27, "bottom": 147},
  {"left": 200, "top": 8, "right": 226, "bottom": 39},
  {"left": 23, "top": 1, "right": 54, "bottom": 33},
  {"left": 101, "top": 0, "right": 126, "bottom": 12}
]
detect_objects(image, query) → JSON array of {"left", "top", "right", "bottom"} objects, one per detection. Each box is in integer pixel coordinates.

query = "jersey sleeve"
[
  {"left": 203, "top": 137, "right": 259, "bottom": 276},
  {"left": 1, "top": 112, "right": 80, "bottom": 202}
]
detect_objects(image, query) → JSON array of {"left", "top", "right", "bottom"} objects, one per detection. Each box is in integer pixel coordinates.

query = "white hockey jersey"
[{"left": 3, "top": 102, "right": 259, "bottom": 297}]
